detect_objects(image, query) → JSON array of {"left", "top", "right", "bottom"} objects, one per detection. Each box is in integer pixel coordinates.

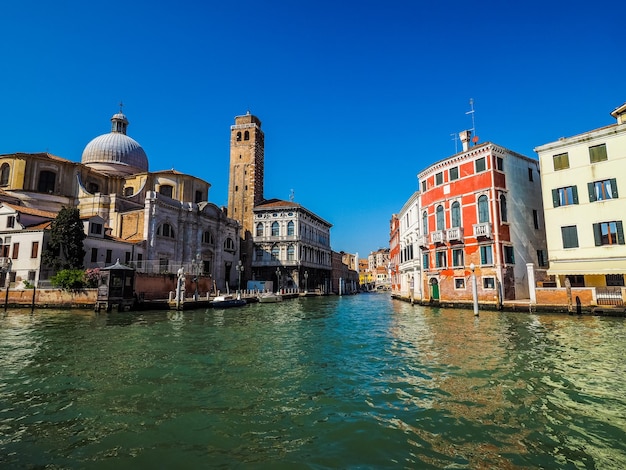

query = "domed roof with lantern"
[{"left": 81, "top": 104, "right": 149, "bottom": 176}]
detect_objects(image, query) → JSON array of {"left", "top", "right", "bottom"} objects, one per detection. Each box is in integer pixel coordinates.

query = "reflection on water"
[{"left": 1, "top": 298, "right": 625, "bottom": 469}]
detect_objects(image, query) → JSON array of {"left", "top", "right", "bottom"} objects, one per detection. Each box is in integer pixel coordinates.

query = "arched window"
[
  {"left": 271, "top": 246, "right": 279, "bottom": 260},
  {"left": 422, "top": 210, "right": 428, "bottom": 234},
  {"left": 256, "top": 223, "right": 264, "bottom": 237},
  {"left": 37, "top": 170, "right": 56, "bottom": 193},
  {"left": 157, "top": 223, "right": 175, "bottom": 238},
  {"left": 236, "top": 131, "right": 242, "bottom": 141},
  {"left": 287, "top": 244, "right": 295, "bottom": 261},
  {"left": 224, "top": 238, "right": 235, "bottom": 251},
  {"left": 159, "top": 185, "right": 173, "bottom": 198},
  {"left": 202, "top": 231, "right": 214, "bottom": 244},
  {"left": 244, "top": 130, "right": 250, "bottom": 140},
  {"left": 478, "top": 195, "right": 489, "bottom": 223},
  {"left": 436, "top": 205, "right": 445, "bottom": 231},
  {"left": 287, "top": 221, "right": 294, "bottom": 236},
  {"left": 500, "top": 194, "right": 508, "bottom": 222},
  {"left": 271, "top": 221, "right": 280, "bottom": 237},
  {"left": 0, "top": 163, "right": 10, "bottom": 186},
  {"left": 451, "top": 201, "right": 461, "bottom": 228}
]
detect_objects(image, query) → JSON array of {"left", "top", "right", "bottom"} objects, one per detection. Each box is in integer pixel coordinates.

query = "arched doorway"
[{"left": 429, "top": 278, "right": 439, "bottom": 300}]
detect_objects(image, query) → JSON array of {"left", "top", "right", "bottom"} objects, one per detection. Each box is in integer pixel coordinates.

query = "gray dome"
[{"left": 81, "top": 111, "right": 149, "bottom": 176}]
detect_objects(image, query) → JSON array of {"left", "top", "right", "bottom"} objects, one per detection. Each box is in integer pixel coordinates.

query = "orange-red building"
[{"left": 417, "top": 131, "right": 547, "bottom": 304}]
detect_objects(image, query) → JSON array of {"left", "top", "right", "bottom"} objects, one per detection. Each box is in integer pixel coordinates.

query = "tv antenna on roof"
[
  {"left": 466, "top": 98, "right": 479, "bottom": 143},
  {"left": 450, "top": 133, "right": 458, "bottom": 153}
]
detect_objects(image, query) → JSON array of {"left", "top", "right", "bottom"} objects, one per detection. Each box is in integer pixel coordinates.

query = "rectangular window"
[
  {"left": 496, "top": 157, "right": 504, "bottom": 171},
  {"left": 483, "top": 277, "right": 495, "bottom": 289},
  {"left": 533, "top": 209, "right": 539, "bottom": 229},
  {"left": 593, "top": 221, "right": 625, "bottom": 246},
  {"left": 421, "top": 180, "right": 427, "bottom": 192},
  {"left": 561, "top": 225, "right": 579, "bottom": 249},
  {"left": 480, "top": 245, "right": 493, "bottom": 265},
  {"left": 553, "top": 152, "right": 569, "bottom": 171},
  {"left": 91, "top": 247, "right": 98, "bottom": 262},
  {"left": 449, "top": 166, "right": 459, "bottom": 181},
  {"left": 6, "top": 216, "right": 15, "bottom": 228},
  {"left": 588, "top": 178, "right": 618, "bottom": 202},
  {"left": 528, "top": 168, "right": 534, "bottom": 181},
  {"left": 537, "top": 249, "right": 547, "bottom": 267},
  {"left": 31, "top": 241, "right": 39, "bottom": 258},
  {"left": 435, "top": 172, "right": 443, "bottom": 185},
  {"left": 105, "top": 249, "right": 112, "bottom": 264},
  {"left": 475, "top": 157, "right": 486, "bottom": 173},
  {"left": 552, "top": 186, "right": 578, "bottom": 207},
  {"left": 435, "top": 251, "right": 447, "bottom": 268},
  {"left": 606, "top": 274, "right": 625, "bottom": 287},
  {"left": 195, "top": 190, "right": 203, "bottom": 203},
  {"left": 137, "top": 253, "right": 143, "bottom": 269},
  {"left": 589, "top": 143, "right": 607, "bottom": 163},
  {"left": 125, "top": 252, "right": 131, "bottom": 263},
  {"left": 90, "top": 223, "right": 103, "bottom": 235},
  {"left": 452, "top": 248, "right": 464, "bottom": 267},
  {"left": 504, "top": 246, "right": 515, "bottom": 264},
  {"left": 455, "top": 278, "right": 465, "bottom": 289},
  {"left": 28, "top": 270, "right": 36, "bottom": 281},
  {"left": 12, "top": 243, "right": 19, "bottom": 259},
  {"left": 422, "top": 253, "right": 430, "bottom": 270}
]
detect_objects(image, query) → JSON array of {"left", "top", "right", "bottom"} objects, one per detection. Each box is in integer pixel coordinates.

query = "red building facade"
[{"left": 417, "top": 132, "right": 546, "bottom": 304}]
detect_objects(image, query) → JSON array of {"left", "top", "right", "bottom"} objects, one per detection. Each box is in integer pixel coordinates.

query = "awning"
[{"left": 548, "top": 258, "right": 626, "bottom": 275}]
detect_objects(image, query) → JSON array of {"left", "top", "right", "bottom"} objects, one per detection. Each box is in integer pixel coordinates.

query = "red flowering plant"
[{"left": 84, "top": 268, "right": 101, "bottom": 288}]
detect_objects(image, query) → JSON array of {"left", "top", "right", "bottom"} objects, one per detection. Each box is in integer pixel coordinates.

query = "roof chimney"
[
  {"left": 610, "top": 102, "right": 626, "bottom": 125},
  {"left": 459, "top": 130, "right": 472, "bottom": 151}
]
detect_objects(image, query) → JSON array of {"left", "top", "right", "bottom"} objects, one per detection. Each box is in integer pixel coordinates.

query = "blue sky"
[{"left": 1, "top": 1, "right": 624, "bottom": 257}]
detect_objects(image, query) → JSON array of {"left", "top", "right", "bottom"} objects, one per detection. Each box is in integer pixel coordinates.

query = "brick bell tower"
[{"left": 228, "top": 111, "right": 265, "bottom": 278}]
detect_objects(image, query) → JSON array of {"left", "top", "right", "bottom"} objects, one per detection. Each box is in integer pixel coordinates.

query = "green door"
[{"left": 430, "top": 279, "right": 439, "bottom": 300}]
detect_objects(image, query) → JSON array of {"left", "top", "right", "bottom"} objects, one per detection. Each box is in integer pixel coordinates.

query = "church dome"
[{"left": 81, "top": 110, "right": 149, "bottom": 176}]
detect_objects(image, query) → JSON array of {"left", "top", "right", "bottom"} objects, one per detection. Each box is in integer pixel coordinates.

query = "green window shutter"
[
  {"left": 552, "top": 189, "right": 560, "bottom": 207},
  {"left": 572, "top": 186, "right": 579, "bottom": 204},
  {"left": 611, "top": 178, "right": 619, "bottom": 198},
  {"left": 593, "top": 223, "right": 602, "bottom": 246},
  {"left": 617, "top": 221, "right": 625, "bottom": 245},
  {"left": 588, "top": 182, "right": 596, "bottom": 202}
]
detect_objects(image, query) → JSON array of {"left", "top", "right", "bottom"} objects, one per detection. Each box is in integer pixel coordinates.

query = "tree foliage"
[
  {"left": 42, "top": 207, "right": 86, "bottom": 271},
  {"left": 50, "top": 269, "right": 86, "bottom": 291}
]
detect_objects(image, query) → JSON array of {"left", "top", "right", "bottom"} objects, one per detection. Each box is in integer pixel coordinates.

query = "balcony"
[
  {"left": 473, "top": 222, "right": 492, "bottom": 238},
  {"left": 446, "top": 227, "right": 464, "bottom": 242},
  {"left": 416, "top": 235, "right": 428, "bottom": 248},
  {"left": 430, "top": 230, "right": 446, "bottom": 244}
]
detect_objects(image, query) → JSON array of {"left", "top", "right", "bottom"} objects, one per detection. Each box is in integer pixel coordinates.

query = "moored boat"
[
  {"left": 211, "top": 294, "right": 246, "bottom": 308},
  {"left": 257, "top": 292, "right": 283, "bottom": 303}
]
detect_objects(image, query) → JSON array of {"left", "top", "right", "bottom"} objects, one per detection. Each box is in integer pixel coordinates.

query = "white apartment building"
[
  {"left": 397, "top": 191, "right": 422, "bottom": 300},
  {"left": 535, "top": 102, "right": 626, "bottom": 288}
]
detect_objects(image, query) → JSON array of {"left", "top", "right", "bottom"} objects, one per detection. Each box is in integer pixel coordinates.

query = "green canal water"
[{"left": 1, "top": 295, "right": 625, "bottom": 469}]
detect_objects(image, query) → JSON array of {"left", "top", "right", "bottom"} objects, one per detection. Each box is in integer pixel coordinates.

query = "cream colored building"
[
  {"left": 0, "top": 109, "right": 241, "bottom": 289},
  {"left": 535, "top": 102, "right": 626, "bottom": 287}
]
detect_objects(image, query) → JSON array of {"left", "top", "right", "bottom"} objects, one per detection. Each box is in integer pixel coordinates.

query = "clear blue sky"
[{"left": 2, "top": 1, "right": 624, "bottom": 257}]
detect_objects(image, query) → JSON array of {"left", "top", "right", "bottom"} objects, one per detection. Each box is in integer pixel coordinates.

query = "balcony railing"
[
  {"left": 473, "top": 222, "right": 492, "bottom": 238},
  {"left": 430, "top": 230, "right": 446, "bottom": 244},
  {"left": 416, "top": 235, "right": 428, "bottom": 248},
  {"left": 446, "top": 227, "right": 464, "bottom": 242}
]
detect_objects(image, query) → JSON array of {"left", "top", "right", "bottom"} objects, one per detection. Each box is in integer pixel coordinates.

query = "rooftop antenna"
[
  {"left": 119, "top": 101, "right": 124, "bottom": 113},
  {"left": 289, "top": 189, "right": 295, "bottom": 202},
  {"left": 450, "top": 133, "right": 458, "bottom": 153},
  {"left": 465, "top": 98, "right": 479, "bottom": 145}
]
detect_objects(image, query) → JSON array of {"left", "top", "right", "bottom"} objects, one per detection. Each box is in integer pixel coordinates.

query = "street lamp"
[
  {"left": 275, "top": 267, "right": 281, "bottom": 294},
  {"left": 236, "top": 260, "right": 244, "bottom": 300},
  {"left": 470, "top": 263, "right": 479, "bottom": 316},
  {"left": 304, "top": 270, "right": 308, "bottom": 294}
]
